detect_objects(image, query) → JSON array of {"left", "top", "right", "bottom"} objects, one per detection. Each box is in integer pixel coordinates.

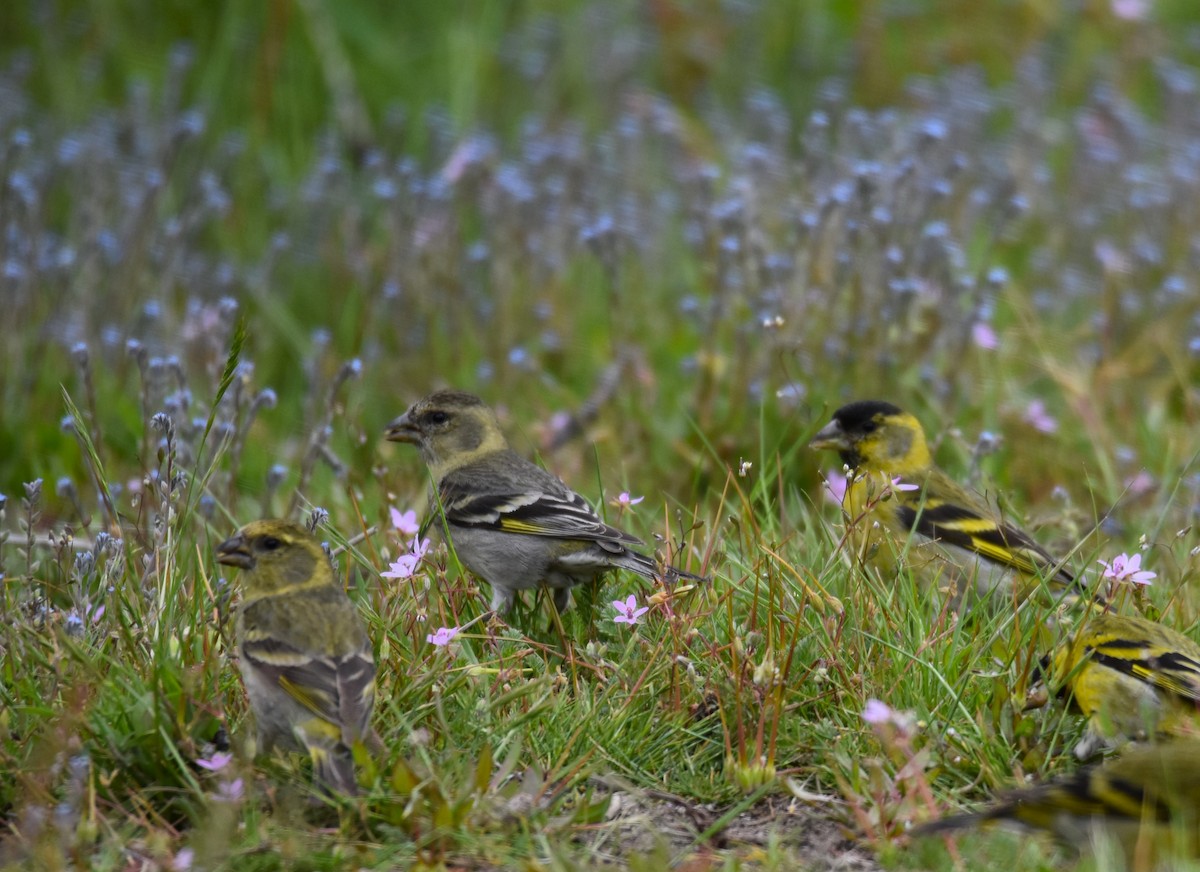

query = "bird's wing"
[
  {"left": 241, "top": 607, "right": 375, "bottom": 742},
  {"left": 438, "top": 464, "right": 642, "bottom": 546},
  {"left": 1085, "top": 630, "right": 1200, "bottom": 704},
  {"left": 893, "top": 472, "right": 1073, "bottom": 584},
  {"left": 334, "top": 648, "right": 377, "bottom": 743},
  {"left": 1016, "top": 768, "right": 1148, "bottom": 822}
]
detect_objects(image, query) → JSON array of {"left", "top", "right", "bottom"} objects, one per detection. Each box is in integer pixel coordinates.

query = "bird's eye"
[
  {"left": 261, "top": 536, "right": 282, "bottom": 551},
  {"left": 861, "top": 420, "right": 879, "bottom": 433},
  {"left": 427, "top": 411, "right": 450, "bottom": 425}
]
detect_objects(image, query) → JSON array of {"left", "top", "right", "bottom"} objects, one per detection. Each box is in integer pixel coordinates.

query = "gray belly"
[{"left": 448, "top": 523, "right": 598, "bottom": 590}]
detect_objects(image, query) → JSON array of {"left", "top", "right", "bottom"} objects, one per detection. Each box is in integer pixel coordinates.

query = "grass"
[{"left": 5, "top": 1, "right": 1200, "bottom": 870}]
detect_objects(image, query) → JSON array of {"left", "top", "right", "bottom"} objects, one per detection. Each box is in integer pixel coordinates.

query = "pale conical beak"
[
  {"left": 216, "top": 534, "right": 254, "bottom": 569},
  {"left": 808, "top": 419, "right": 849, "bottom": 451},
  {"left": 384, "top": 411, "right": 420, "bottom": 444}
]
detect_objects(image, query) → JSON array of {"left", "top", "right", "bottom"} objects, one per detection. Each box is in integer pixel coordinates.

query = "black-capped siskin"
[
  {"left": 217, "top": 519, "right": 376, "bottom": 795},
  {"left": 915, "top": 740, "right": 1200, "bottom": 858},
  {"left": 384, "top": 389, "right": 705, "bottom": 616},
  {"left": 810, "top": 400, "right": 1093, "bottom": 603},
  {"left": 1044, "top": 611, "right": 1200, "bottom": 759}
]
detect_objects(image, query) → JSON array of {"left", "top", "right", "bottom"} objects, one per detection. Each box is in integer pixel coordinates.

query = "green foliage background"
[{"left": 3, "top": 1, "right": 1200, "bottom": 870}]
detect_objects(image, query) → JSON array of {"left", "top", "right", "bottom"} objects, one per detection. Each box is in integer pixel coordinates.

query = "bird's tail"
[
  {"left": 311, "top": 742, "right": 359, "bottom": 796},
  {"left": 1054, "top": 575, "right": 1108, "bottom": 611},
  {"left": 617, "top": 548, "right": 708, "bottom": 584},
  {"left": 1043, "top": 554, "right": 1108, "bottom": 609},
  {"left": 664, "top": 564, "right": 709, "bottom": 584},
  {"left": 910, "top": 808, "right": 1003, "bottom": 837},
  {"left": 299, "top": 719, "right": 360, "bottom": 796}
]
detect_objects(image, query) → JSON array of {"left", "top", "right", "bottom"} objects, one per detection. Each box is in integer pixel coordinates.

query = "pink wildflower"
[
  {"left": 823, "top": 469, "right": 848, "bottom": 505},
  {"left": 862, "top": 699, "right": 893, "bottom": 725},
  {"left": 381, "top": 536, "right": 431, "bottom": 580},
  {"left": 1098, "top": 552, "right": 1155, "bottom": 586},
  {"left": 1023, "top": 400, "right": 1058, "bottom": 434},
  {"left": 1111, "top": 0, "right": 1148, "bottom": 20},
  {"left": 214, "top": 778, "right": 244, "bottom": 803},
  {"left": 612, "top": 595, "right": 649, "bottom": 626},
  {"left": 426, "top": 626, "right": 460, "bottom": 647},
  {"left": 390, "top": 508, "right": 419, "bottom": 536},
  {"left": 971, "top": 322, "right": 998, "bottom": 350},
  {"left": 195, "top": 752, "right": 232, "bottom": 772}
]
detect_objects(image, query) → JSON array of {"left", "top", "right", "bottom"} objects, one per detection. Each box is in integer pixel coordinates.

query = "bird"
[
  {"left": 216, "top": 519, "right": 376, "bottom": 795},
  {"left": 809, "top": 400, "right": 1093, "bottom": 603},
  {"left": 383, "top": 389, "right": 704, "bottom": 616},
  {"left": 1043, "top": 612, "right": 1200, "bottom": 759},
  {"left": 913, "top": 740, "right": 1200, "bottom": 858}
]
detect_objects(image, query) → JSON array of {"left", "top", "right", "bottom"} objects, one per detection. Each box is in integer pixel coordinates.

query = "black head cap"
[{"left": 832, "top": 400, "right": 904, "bottom": 432}]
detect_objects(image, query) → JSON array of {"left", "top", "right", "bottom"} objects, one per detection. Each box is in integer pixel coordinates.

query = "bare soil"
[{"left": 580, "top": 790, "right": 884, "bottom": 870}]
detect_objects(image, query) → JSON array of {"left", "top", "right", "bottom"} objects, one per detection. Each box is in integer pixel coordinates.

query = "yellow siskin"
[
  {"left": 1044, "top": 612, "right": 1200, "bottom": 759},
  {"left": 809, "top": 400, "right": 1092, "bottom": 603},
  {"left": 384, "top": 389, "right": 705, "bottom": 615},
  {"left": 217, "top": 519, "right": 376, "bottom": 795},
  {"left": 914, "top": 740, "right": 1200, "bottom": 858}
]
